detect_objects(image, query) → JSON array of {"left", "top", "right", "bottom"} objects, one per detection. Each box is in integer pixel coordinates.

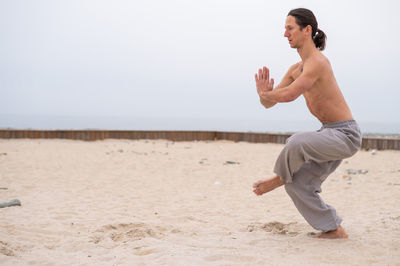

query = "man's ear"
[{"left": 305, "top": 25, "right": 312, "bottom": 36}]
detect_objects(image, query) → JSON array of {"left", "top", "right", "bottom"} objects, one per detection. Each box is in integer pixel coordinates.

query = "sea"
[{"left": 0, "top": 114, "right": 399, "bottom": 138}]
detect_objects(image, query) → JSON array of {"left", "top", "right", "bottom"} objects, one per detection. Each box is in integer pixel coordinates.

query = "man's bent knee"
[{"left": 285, "top": 135, "right": 306, "bottom": 154}]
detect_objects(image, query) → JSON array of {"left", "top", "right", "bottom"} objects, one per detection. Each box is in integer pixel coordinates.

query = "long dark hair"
[{"left": 288, "top": 8, "right": 327, "bottom": 51}]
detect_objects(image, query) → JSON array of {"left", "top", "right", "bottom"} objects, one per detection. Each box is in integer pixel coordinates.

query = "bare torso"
[{"left": 290, "top": 54, "right": 353, "bottom": 123}]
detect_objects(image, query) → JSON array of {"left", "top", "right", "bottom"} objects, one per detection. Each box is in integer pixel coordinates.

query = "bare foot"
[
  {"left": 315, "top": 225, "right": 349, "bottom": 239},
  {"left": 252, "top": 175, "right": 285, "bottom": 196}
]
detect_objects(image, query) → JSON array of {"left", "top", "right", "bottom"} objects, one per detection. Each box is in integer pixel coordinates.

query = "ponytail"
[{"left": 313, "top": 28, "right": 327, "bottom": 51}]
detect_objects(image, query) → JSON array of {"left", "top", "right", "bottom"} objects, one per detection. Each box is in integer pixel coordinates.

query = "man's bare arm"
[
  {"left": 258, "top": 61, "right": 320, "bottom": 104},
  {"left": 275, "top": 63, "right": 300, "bottom": 89}
]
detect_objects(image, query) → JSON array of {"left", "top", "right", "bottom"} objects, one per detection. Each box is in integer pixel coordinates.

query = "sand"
[{"left": 0, "top": 139, "right": 399, "bottom": 265}]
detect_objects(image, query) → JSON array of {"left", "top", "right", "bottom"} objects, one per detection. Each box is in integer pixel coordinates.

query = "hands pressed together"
[{"left": 255, "top": 66, "right": 274, "bottom": 101}]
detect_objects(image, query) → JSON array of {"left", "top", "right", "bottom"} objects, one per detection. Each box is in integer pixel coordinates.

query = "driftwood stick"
[{"left": 0, "top": 199, "right": 21, "bottom": 208}]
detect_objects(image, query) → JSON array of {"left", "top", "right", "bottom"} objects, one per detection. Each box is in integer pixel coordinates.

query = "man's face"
[{"left": 284, "top": 16, "right": 306, "bottom": 49}]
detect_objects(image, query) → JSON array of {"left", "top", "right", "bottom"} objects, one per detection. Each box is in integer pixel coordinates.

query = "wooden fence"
[{"left": 0, "top": 130, "right": 399, "bottom": 150}]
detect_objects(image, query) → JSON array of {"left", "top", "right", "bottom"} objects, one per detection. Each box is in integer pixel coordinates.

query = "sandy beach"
[{"left": 0, "top": 139, "right": 399, "bottom": 265}]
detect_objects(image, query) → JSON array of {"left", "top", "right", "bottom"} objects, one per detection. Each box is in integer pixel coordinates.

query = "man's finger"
[
  {"left": 252, "top": 180, "right": 261, "bottom": 188},
  {"left": 271, "top": 78, "right": 274, "bottom": 88},
  {"left": 261, "top": 67, "right": 265, "bottom": 80},
  {"left": 265, "top": 67, "right": 269, "bottom": 82},
  {"left": 259, "top": 69, "right": 263, "bottom": 79},
  {"left": 255, "top": 73, "right": 258, "bottom": 82}
]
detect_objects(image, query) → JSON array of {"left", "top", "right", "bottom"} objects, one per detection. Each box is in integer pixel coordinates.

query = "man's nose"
[{"left": 284, "top": 31, "right": 289, "bottom": 37}]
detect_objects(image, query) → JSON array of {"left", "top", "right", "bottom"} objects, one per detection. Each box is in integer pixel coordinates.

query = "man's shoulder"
[
  {"left": 313, "top": 53, "right": 330, "bottom": 65},
  {"left": 305, "top": 54, "right": 330, "bottom": 71},
  {"left": 289, "top": 61, "right": 303, "bottom": 70}
]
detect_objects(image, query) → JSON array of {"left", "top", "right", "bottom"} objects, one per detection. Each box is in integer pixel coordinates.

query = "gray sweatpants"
[{"left": 274, "top": 120, "right": 362, "bottom": 232}]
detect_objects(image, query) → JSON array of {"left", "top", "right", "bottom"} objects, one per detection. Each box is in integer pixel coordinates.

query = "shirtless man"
[{"left": 252, "top": 8, "right": 361, "bottom": 239}]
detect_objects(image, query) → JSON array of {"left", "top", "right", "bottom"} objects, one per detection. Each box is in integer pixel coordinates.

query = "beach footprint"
[
  {"left": 246, "top": 221, "right": 302, "bottom": 236},
  {"left": 0, "top": 241, "right": 23, "bottom": 257},
  {"left": 90, "top": 222, "right": 168, "bottom": 244}
]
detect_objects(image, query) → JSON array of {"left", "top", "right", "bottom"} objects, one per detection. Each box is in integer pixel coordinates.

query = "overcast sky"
[{"left": 1, "top": 0, "right": 399, "bottom": 132}]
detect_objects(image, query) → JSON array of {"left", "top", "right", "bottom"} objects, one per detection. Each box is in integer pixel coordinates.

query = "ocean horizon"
[{"left": 1, "top": 114, "right": 399, "bottom": 137}]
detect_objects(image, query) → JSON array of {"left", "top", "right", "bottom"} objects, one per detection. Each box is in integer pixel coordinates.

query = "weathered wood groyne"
[{"left": 0, "top": 130, "right": 398, "bottom": 150}]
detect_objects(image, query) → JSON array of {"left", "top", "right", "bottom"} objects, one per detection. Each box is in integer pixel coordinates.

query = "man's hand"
[{"left": 255, "top": 66, "right": 274, "bottom": 101}]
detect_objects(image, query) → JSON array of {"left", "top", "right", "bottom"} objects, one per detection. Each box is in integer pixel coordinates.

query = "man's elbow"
[
  {"left": 260, "top": 98, "right": 276, "bottom": 109},
  {"left": 263, "top": 103, "right": 276, "bottom": 109}
]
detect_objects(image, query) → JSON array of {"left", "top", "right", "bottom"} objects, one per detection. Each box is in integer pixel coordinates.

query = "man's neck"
[{"left": 297, "top": 40, "right": 319, "bottom": 61}]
